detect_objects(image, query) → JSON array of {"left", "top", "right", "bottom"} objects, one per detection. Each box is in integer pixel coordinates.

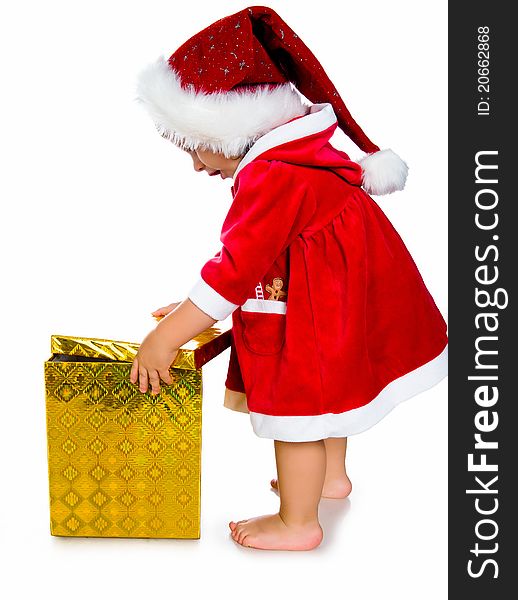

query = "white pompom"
[{"left": 357, "top": 148, "right": 409, "bottom": 196}]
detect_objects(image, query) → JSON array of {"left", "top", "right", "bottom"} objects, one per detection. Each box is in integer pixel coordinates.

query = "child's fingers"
[
  {"left": 148, "top": 370, "right": 161, "bottom": 395},
  {"left": 130, "top": 357, "right": 139, "bottom": 384},
  {"left": 151, "top": 305, "right": 170, "bottom": 314},
  {"left": 151, "top": 302, "right": 181, "bottom": 316},
  {"left": 138, "top": 368, "right": 149, "bottom": 393},
  {"left": 159, "top": 368, "right": 173, "bottom": 386}
]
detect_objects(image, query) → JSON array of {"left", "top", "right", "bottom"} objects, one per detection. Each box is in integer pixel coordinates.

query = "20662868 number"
[{"left": 477, "top": 26, "right": 490, "bottom": 116}]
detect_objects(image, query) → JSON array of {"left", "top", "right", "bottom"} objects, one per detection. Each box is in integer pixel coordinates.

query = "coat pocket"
[{"left": 240, "top": 299, "right": 287, "bottom": 355}]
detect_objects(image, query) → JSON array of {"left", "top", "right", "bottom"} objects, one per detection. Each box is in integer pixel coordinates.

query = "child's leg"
[
  {"left": 321, "top": 437, "right": 352, "bottom": 498},
  {"left": 271, "top": 437, "right": 352, "bottom": 499},
  {"left": 229, "top": 440, "right": 325, "bottom": 550}
]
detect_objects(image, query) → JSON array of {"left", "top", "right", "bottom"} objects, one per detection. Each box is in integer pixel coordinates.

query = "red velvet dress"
[{"left": 187, "top": 103, "right": 448, "bottom": 442}]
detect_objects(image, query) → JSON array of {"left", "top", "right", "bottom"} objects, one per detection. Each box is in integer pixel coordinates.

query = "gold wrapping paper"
[{"left": 44, "top": 322, "right": 231, "bottom": 539}]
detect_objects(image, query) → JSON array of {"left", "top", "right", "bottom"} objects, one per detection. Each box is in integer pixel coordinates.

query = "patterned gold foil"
[
  {"left": 44, "top": 323, "right": 231, "bottom": 539},
  {"left": 50, "top": 322, "right": 231, "bottom": 370}
]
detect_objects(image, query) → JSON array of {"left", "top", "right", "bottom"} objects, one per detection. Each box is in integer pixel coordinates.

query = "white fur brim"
[
  {"left": 357, "top": 148, "right": 409, "bottom": 195},
  {"left": 134, "top": 56, "right": 309, "bottom": 157}
]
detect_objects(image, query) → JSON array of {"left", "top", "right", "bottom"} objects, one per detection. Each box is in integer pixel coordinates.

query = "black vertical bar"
[{"left": 449, "top": 2, "right": 514, "bottom": 597}]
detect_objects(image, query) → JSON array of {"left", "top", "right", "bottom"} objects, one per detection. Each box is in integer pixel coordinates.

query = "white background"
[{"left": 0, "top": 1, "right": 448, "bottom": 598}]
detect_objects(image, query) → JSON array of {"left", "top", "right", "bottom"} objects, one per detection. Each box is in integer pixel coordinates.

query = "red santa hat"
[{"left": 135, "top": 5, "right": 408, "bottom": 196}]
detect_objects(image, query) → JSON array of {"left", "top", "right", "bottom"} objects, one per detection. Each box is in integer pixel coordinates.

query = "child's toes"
[
  {"left": 236, "top": 527, "right": 248, "bottom": 544},
  {"left": 230, "top": 519, "right": 247, "bottom": 531}
]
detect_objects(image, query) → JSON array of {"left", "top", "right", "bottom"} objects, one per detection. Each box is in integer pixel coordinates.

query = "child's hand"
[
  {"left": 151, "top": 302, "right": 181, "bottom": 320},
  {"left": 130, "top": 328, "right": 179, "bottom": 396}
]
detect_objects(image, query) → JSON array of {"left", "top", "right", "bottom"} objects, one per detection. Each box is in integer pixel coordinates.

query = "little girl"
[{"left": 130, "top": 5, "right": 448, "bottom": 551}]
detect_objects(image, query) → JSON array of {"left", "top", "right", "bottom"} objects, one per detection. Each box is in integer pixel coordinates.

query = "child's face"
[{"left": 187, "top": 149, "right": 243, "bottom": 180}]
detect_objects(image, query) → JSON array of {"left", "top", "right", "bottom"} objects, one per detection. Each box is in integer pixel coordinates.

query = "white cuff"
[{"left": 187, "top": 277, "right": 239, "bottom": 321}]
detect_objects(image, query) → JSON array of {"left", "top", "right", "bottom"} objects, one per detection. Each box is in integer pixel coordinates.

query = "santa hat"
[{"left": 134, "top": 5, "right": 408, "bottom": 196}]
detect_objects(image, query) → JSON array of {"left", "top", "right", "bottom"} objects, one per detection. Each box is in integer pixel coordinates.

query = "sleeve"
[{"left": 187, "top": 160, "right": 316, "bottom": 321}]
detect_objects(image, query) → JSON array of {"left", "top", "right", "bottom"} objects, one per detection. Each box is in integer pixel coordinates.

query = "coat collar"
[{"left": 232, "top": 103, "right": 337, "bottom": 181}]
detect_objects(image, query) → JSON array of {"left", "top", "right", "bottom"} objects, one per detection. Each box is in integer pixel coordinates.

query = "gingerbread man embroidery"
[{"left": 265, "top": 277, "right": 287, "bottom": 301}]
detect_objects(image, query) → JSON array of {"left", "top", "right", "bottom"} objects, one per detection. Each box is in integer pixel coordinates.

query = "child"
[{"left": 131, "top": 5, "right": 448, "bottom": 551}]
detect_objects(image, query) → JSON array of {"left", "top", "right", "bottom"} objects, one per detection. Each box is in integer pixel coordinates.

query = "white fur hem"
[
  {"left": 134, "top": 56, "right": 309, "bottom": 157},
  {"left": 248, "top": 343, "right": 448, "bottom": 441},
  {"left": 187, "top": 277, "right": 238, "bottom": 321}
]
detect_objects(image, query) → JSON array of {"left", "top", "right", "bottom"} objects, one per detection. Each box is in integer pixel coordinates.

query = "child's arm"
[
  {"left": 154, "top": 297, "right": 217, "bottom": 349},
  {"left": 130, "top": 298, "right": 217, "bottom": 395}
]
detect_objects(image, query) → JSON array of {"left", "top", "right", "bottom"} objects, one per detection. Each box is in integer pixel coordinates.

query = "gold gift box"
[{"left": 44, "top": 323, "right": 231, "bottom": 539}]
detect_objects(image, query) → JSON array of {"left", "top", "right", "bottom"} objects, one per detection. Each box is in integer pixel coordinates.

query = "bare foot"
[
  {"left": 228, "top": 513, "right": 323, "bottom": 550},
  {"left": 270, "top": 474, "right": 352, "bottom": 499}
]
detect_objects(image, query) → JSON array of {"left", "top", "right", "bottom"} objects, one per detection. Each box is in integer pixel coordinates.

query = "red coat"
[{"left": 188, "top": 103, "right": 448, "bottom": 442}]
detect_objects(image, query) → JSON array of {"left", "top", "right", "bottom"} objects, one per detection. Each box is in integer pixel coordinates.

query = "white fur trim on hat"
[
  {"left": 357, "top": 148, "right": 409, "bottom": 196},
  {"left": 134, "top": 56, "right": 309, "bottom": 157}
]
